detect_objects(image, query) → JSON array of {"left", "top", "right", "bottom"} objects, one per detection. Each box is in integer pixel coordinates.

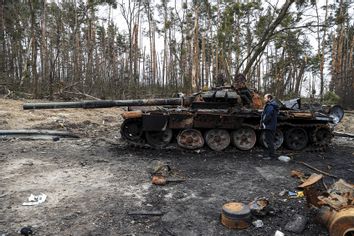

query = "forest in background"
[{"left": 0, "top": 0, "right": 353, "bottom": 108}]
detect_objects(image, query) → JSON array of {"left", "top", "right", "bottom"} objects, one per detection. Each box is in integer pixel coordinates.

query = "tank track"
[
  {"left": 121, "top": 118, "right": 334, "bottom": 152},
  {"left": 278, "top": 122, "right": 332, "bottom": 152}
]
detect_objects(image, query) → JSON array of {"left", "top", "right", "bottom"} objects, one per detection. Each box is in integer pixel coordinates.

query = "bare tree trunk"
[
  {"left": 40, "top": 0, "right": 48, "bottom": 97},
  {"left": 201, "top": 32, "right": 206, "bottom": 89},
  {"left": 315, "top": 0, "right": 328, "bottom": 101},
  {"left": 0, "top": 0, "right": 5, "bottom": 85},
  {"left": 29, "top": 0, "right": 38, "bottom": 96},
  {"left": 242, "top": 0, "right": 295, "bottom": 75},
  {"left": 191, "top": 5, "right": 199, "bottom": 92}
]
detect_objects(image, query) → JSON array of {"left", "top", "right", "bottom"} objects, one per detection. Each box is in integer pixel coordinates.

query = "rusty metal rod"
[{"left": 297, "top": 161, "right": 338, "bottom": 179}]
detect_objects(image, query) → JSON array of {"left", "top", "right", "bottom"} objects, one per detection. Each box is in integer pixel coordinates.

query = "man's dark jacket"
[{"left": 261, "top": 100, "right": 278, "bottom": 131}]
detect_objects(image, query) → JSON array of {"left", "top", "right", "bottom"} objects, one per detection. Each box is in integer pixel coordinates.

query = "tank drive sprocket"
[{"left": 311, "top": 125, "right": 332, "bottom": 146}]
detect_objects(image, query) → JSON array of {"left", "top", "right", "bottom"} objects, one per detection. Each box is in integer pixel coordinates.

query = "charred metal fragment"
[{"left": 298, "top": 174, "right": 354, "bottom": 236}]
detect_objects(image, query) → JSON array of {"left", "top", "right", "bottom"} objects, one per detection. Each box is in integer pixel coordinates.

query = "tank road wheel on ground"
[
  {"left": 260, "top": 129, "right": 284, "bottom": 150},
  {"left": 312, "top": 126, "right": 332, "bottom": 146},
  {"left": 285, "top": 128, "right": 308, "bottom": 150},
  {"left": 177, "top": 129, "right": 205, "bottom": 150},
  {"left": 145, "top": 129, "right": 173, "bottom": 149},
  {"left": 120, "top": 119, "right": 144, "bottom": 142},
  {"left": 231, "top": 127, "right": 257, "bottom": 150},
  {"left": 205, "top": 129, "right": 231, "bottom": 151}
]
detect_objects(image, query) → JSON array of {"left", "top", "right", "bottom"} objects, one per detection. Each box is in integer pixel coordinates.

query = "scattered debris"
[
  {"left": 20, "top": 227, "right": 33, "bottom": 236},
  {"left": 0, "top": 129, "right": 79, "bottom": 140},
  {"left": 151, "top": 175, "right": 185, "bottom": 186},
  {"left": 290, "top": 169, "right": 306, "bottom": 181},
  {"left": 252, "top": 219, "right": 264, "bottom": 228},
  {"left": 297, "top": 161, "right": 338, "bottom": 178},
  {"left": 150, "top": 161, "right": 186, "bottom": 186},
  {"left": 333, "top": 131, "right": 354, "bottom": 138},
  {"left": 151, "top": 162, "right": 171, "bottom": 177},
  {"left": 248, "top": 197, "right": 270, "bottom": 216},
  {"left": 127, "top": 211, "right": 164, "bottom": 216},
  {"left": 278, "top": 155, "right": 291, "bottom": 162},
  {"left": 287, "top": 191, "right": 304, "bottom": 198},
  {"left": 221, "top": 202, "right": 251, "bottom": 229},
  {"left": 278, "top": 190, "right": 287, "bottom": 197},
  {"left": 274, "top": 230, "right": 284, "bottom": 236},
  {"left": 297, "top": 174, "right": 354, "bottom": 236},
  {"left": 284, "top": 214, "right": 308, "bottom": 233},
  {"left": 22, "top": 193, "right": 47, "bottom": 206},
  {"left": 22, "top": 161, "right": 34, "bottom": 166}
]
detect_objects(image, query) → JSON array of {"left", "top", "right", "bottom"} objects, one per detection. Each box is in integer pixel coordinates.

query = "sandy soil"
[{"left": 0, "top": 98, "right": 353, "bottom": 236}]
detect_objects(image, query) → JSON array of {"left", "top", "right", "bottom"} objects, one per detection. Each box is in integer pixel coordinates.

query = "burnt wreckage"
[{"left": 23, "top": 86, "right": 344, "bottom": 152}]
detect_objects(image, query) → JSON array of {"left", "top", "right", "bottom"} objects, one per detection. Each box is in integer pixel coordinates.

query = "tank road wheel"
[
  {"left": 285, "top": 128, "right": 308, "bottom": 150},
  {"left": 231, "top": 127, "right": 257, "bottom": 150},
  {"left": 145, "top": 129, "right": 173, "bottom": 149},
  {"left": 121, "top": 119, "right": 143, "bottom": 141},
  {"left": 312, "top": 126, "right": 332, "bottom": 146},
  {"left": 205, "top": 129, "right": 231, "bottom": 151},
  {"left": 177, "top": 129, "right": 204, "bottom": 150},
  {"left": 260, "top": 129, "right": 284, "bottom": 150}
]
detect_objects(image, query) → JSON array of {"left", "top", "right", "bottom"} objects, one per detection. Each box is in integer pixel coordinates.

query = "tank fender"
[{"left": 142, "top": 114, "right": 169, "bottom": 131}]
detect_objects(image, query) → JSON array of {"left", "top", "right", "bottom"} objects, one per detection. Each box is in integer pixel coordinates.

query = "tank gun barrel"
[{"left": 23, "top": 98, "right": 183, "bottom": 110}]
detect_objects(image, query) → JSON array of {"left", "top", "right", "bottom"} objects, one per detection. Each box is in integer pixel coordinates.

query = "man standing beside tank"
[{"left": 261, "top": 94, "right": 278, "bottom": 159}]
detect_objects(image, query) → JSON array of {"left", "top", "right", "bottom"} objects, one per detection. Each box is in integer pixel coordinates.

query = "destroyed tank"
[{"left": 23, "top": 86, "right": 344, "bottom": 152}]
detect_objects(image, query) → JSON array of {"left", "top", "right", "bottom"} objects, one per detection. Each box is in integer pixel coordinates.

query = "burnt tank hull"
[
  {"left": 23, "top": 88, "right": 344, "bottom": 151},
  {"left": 120, "top": 107, "right": 338, "bottom": 151}
]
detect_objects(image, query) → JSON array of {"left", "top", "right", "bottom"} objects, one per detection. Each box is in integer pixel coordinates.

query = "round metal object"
[
  {"left": 145, "top": 129, "right": 173, "bottom": 149},
  {"left": 285, "top": 128, "right": 308, "bottom": 150},
  {"left": 177, "top": 129, "right": 204, "bottom": 150},
  {"left": 120, "top": 119, "right": 143, "bottom": 142},
  {"left": 260, "top": 129, "right": 284, "bottom": 150},
  {"left": 231, "top": 127, "right": 257, "bottom": 150},
  {"left": 329, "top": 105, "right": 344, "bottom": 124},
  {"left": 312, "top": 126, "right": 332, "bottom": 145},
  {"left": 221, "top": 202, "right": 251, "bottom": 229},
  {"left": 328, "top": 207, "right": 354, "bottom": 236},
  {"left": 205, "top": 129, "right": 231, "bottom": 151}
]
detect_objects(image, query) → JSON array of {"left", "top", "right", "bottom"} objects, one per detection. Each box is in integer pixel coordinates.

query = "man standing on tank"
[{"left": 261, "top": 94, "right": 278, "bottom": 159}]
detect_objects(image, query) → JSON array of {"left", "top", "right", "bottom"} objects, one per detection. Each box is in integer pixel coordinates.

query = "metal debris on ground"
[
  {"left": 151, "top": 175, "right": 185, "bottom": 186},
  {"left": 0, "top": 129, "right": 79, "bottom": 140},
  {"left": 284, "top": 214, "right": 308, "bottom": 233},
  {"left": 220, "top": 202, "right": 251, "bottom": 229},
  {"left": 150, "top": 162, "right": 186, "bottom": 186},
  {"left": 22, "top": 193, "right": 47, "bottom": 206},
  {"left": 248, "top": 197, "right": 270, "bottom": 216},
  {"left": 297, "top": 173, "right": 354, "bottom": 236}
]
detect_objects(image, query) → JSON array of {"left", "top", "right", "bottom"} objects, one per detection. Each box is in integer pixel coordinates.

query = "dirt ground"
[{"left": 0, "top": 98, "right": 353, "bottom": 236}]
